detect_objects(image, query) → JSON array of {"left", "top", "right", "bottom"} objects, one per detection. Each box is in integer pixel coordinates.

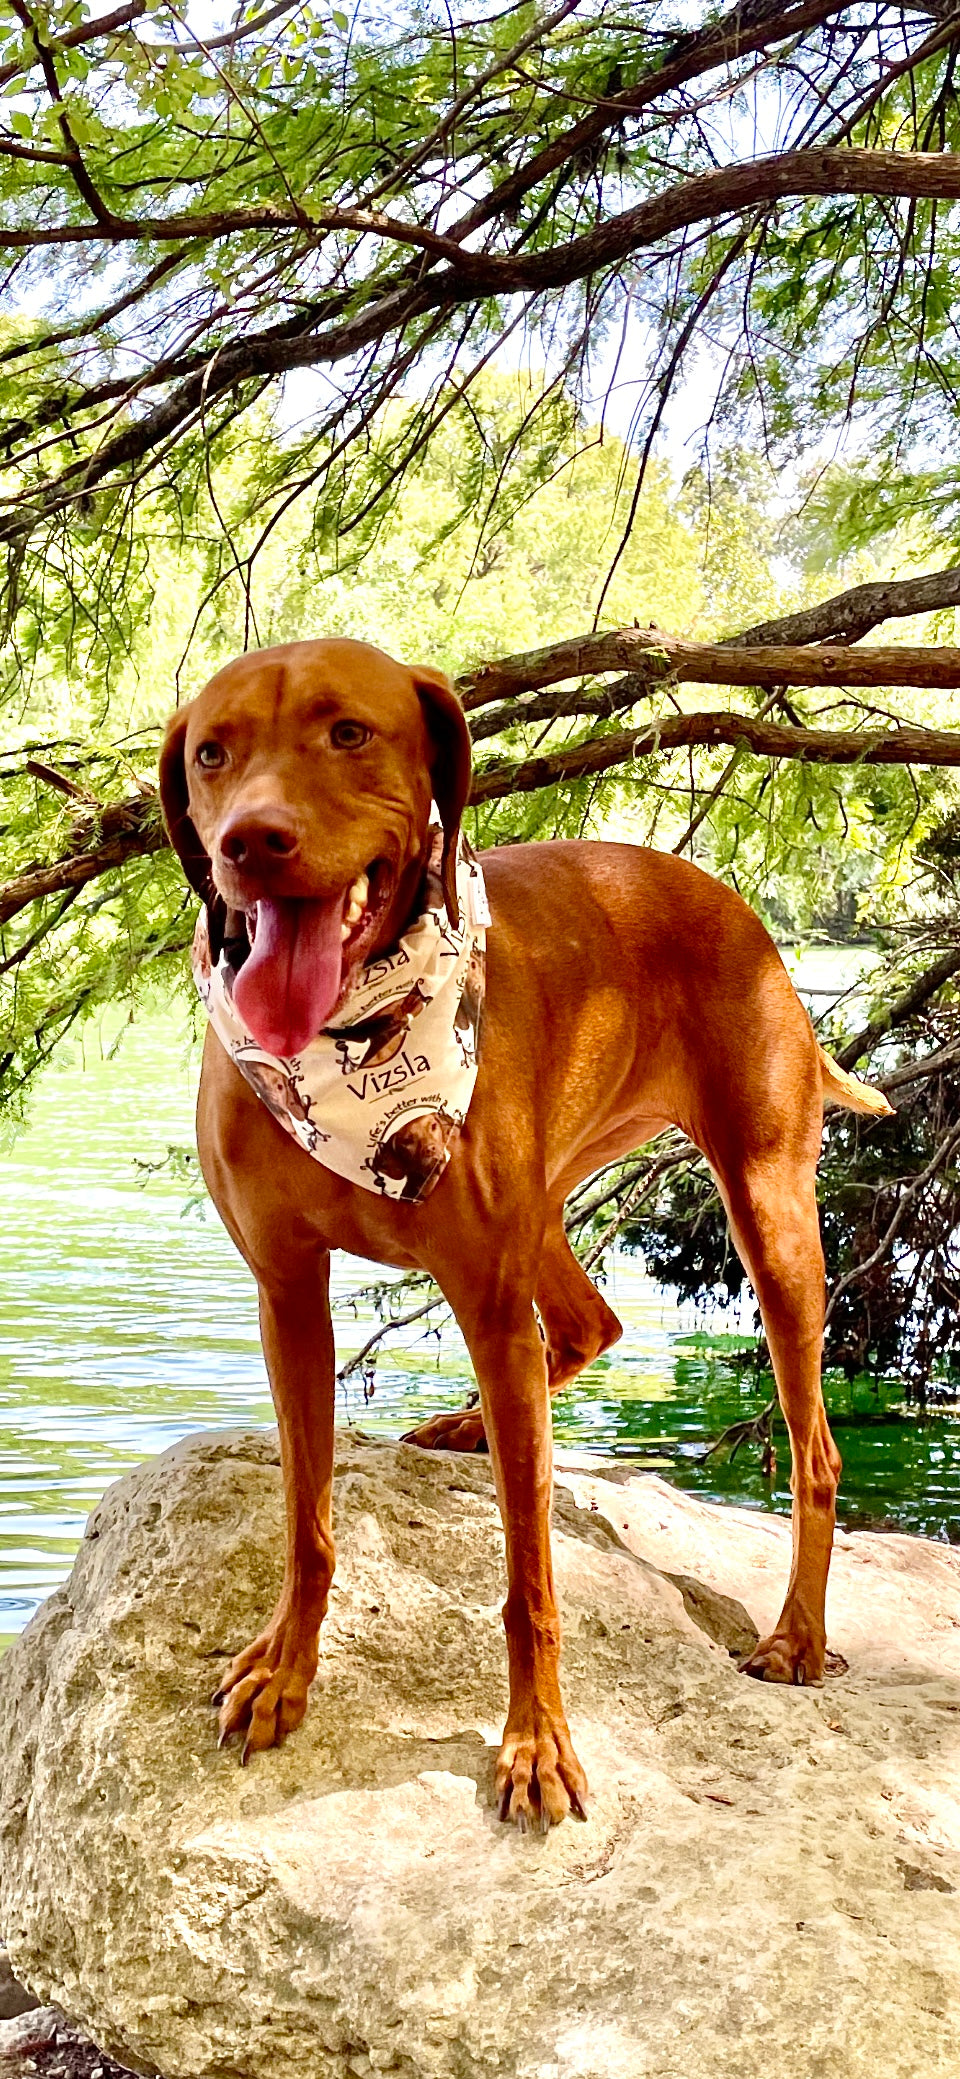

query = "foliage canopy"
[{"left": 2, "top": 0, "right": 960, "bottom": 672}]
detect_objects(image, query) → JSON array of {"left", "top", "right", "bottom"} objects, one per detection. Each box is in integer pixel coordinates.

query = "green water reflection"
[{"left": 1, "top": 1008, "right": 957, "bottom": 1645}]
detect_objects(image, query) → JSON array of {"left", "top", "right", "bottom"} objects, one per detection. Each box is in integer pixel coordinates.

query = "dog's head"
[
  {"left": 160, "top": 638, "right": 471, "bottom": 1056},
  {"left": 372, "top": 1108, "right": 452, "bottom": 1196}
]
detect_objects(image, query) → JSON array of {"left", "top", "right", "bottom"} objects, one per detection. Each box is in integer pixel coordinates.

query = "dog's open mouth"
[{"left": 231, "top": 858, "right": 395, "bottom": 1057}]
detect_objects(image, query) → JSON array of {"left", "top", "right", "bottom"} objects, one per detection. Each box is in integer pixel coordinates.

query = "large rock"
[{"left": 2, "top": 1430, "right": 960, "bottom": 2079}]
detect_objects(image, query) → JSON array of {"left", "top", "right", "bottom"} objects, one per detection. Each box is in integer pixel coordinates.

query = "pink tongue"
[{"left": 232, "top": 895, "right": 345, "bottom": 1056}]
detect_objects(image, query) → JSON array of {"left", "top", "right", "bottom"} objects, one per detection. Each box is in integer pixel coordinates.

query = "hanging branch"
[
  {"left": 336, "top": 1292, "right": 449, "bottom": 1386},
  {"left": 580, "top": 1150, "right": 686, "bottom": 1272}
]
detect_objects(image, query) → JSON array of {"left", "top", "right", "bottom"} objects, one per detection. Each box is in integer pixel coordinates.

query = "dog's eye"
[
  {"left": 196, "top": 741, "right": 226, "bottom": 769},
  {"left": 330, "top": 720, "right": 371, "bottom": 750}
]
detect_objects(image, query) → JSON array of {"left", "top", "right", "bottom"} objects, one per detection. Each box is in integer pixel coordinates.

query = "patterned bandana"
[{"left": 192, "top": 828, "right": 489, "bottom": 1202}]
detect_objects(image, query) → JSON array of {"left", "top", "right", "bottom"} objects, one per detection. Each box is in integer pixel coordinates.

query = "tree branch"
[
  {"left": 336, "top": 1291, "right": 447, "bottom": 1385},
  {"left": 9, "top": 146, "right": 960, "bottom": 264},
  {"left": 138, "top": 0, "right": 306, "bottom": 56},
  {"left": 0, "top": 197, "right": 477, "bottom": 254},
  {"left": 448, "top": 0, "right": 848, "bottom": 242},
  {"left": 0, "top": 252, "right": 187, "bottom": 370},
  {"left": 470, "top": 712, "right": 960, "bottom": 803},
  {"left": 9, "top": 149, "right": 960, "bottom": 541},
  {"left": 0, "top": 799, "right": 162, "bottom": 926},
  {"left": 0, "top": 137, "right": 74, "bottom": 165},
  {"left": 0, "top": 0, "right": 147, "bottom": 85},
  {"left": 467, "top": 671, "right": 654, "bottom": 741},
  {"left": 479, "top": 150, "right": 960, "bottom": 296},
  {"left": 880, "top": 1038, "right": 960, "bottom": 1092},
  {"left": 9, "top": 628, "right": 960, "bottom": 926},
  {"left": 460, "top": 625, "right": 960, "bottom": 708},
  {"left": 729, "top": 565, "right": 960, "bottom": 648},
  {"left": 7, "top": 0, "right": 118, "bottom": 228},
  {"left": 834, "top": 947, "right": 960, "bottom": 1068}
]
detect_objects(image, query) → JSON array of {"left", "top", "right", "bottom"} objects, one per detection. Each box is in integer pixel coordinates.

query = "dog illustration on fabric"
[
  {"left": 425, "top": 823, "right": 484, "bottom": 960},
  {"left": 370, "top": 1106, "right": 458, "bottom": 1199},
  {"left": 329, "top": 979, "right": 431, "bottom": 1073},
  {"left": 422, "top": 824, "right": 446, "bottom": 916},
  {"left": 232, "top": 1046, "right": 329, "bottom": 1150},
  {"left": 193, "top": 915, "right": 213, "bottom": 1001},
  {"left": 454, "top": 945, "right": 485, "bottom": 1058}
]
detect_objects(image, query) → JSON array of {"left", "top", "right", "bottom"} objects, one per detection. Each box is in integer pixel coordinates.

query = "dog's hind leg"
[
  {"left": 402, "top": 1221, "right": 622, "bottom": 1452},
  {"left": 707, "top": 1130, "right": 842, "bottom": 1685}
]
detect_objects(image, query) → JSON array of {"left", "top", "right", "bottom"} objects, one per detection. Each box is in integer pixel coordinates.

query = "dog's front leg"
[
  {"left": 445, "top": 1278, "right": 588, "bottom": 1830},
  {"left": 214, "top": 1255, "right": 336, "bottom": 1761}
]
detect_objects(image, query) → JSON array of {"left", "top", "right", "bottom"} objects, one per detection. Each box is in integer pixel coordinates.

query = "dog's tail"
[{"left": 817, "top": 1043, "right": 894, "bottom": 1118}]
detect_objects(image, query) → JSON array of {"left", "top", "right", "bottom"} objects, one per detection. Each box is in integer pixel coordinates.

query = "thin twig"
[{"left": 336, "top": 1293, "right": 448, "bottom": 1384}]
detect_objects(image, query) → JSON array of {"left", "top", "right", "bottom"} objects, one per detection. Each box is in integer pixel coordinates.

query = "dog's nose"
[{"left": 219, "top": 810, "right": 299, "bottom": 871}]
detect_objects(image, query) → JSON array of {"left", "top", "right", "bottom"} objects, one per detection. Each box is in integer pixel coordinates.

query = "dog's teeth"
[
  {"left": 340, "top": 874, "right": 368, "bottom": 939},
  {"left": 339, "top": 874, "right": 369, "bottom": 944}
]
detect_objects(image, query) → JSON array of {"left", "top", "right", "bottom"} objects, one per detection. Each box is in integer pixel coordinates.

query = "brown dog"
[{"left": 160, "top": 637, "right": 890, "bottom": 1830}]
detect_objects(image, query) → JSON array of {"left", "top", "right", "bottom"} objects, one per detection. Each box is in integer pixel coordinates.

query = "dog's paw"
[
  {"left": 739, "top": 1626, "right": 843, "bottom": 1686},
  {"left": 212, "top": 1623, "right": 317, "bottom": 1762},
  {"left": 402, "top": 1405, "right": 488, "bottom": 1453},
  {"left": 494, "top": 1713, "right": 589, "bottom": 1832}
]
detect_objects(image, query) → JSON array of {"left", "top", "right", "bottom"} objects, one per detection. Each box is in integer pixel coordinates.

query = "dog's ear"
[
  {"left": 411, "top": 665, "right": 472, "bottom": 929},
  {"left": 374, "top": 1142, "right": 407, "bottom": 1181},
  {"left": 158, "top": 704, "right": 228, "bottom": 959}
]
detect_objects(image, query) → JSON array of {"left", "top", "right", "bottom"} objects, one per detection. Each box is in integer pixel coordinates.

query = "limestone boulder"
[{"left": 1, "top": 1430, "right": 960, "bottom": 2079}]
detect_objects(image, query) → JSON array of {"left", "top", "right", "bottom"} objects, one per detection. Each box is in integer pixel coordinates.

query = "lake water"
[{"left": 2, "top": 997, "right": 959, "bottom": 1649}]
